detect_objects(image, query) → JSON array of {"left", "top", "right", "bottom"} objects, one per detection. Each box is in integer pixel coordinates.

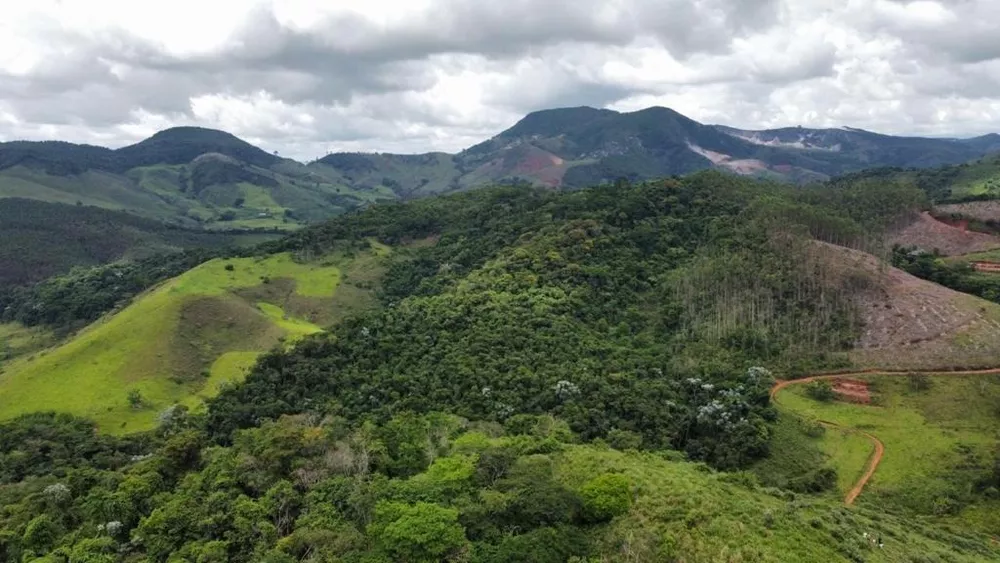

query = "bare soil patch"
[
  {"left": 813, "top": 243, "right": 1000, "bottom": 370},
  {"left": 937, "top": 201, "right": 1000, "bottom": 223},
  {"left": 888, "top": 212, "right": 1000, "bottom": 256},
  {"left": 832, "top": 379, "right": 871, "bottom": 403}
]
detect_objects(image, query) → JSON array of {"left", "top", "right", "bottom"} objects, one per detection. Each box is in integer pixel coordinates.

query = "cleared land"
[
  {"left": 0, "top": 249, "right": 387, "bottom": 433},
  {"left": 811, "top": 243, "right": 1000, "bottom": 370},
  {"left": 938, "top": 200, "right": 1000, "bottom": 223},
  {"left": 888, "top": 212, "right": 1000, "bottom": 256}
]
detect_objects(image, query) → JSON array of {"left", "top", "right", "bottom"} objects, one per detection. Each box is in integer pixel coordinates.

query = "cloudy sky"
[{"left": 1, "top": 0, "right": 999, "bottom": 161}]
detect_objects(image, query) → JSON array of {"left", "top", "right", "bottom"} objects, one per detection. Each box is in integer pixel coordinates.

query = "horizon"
[
  {"left": 3, "top": 1, "right": 1000, "bottom": 161},
  {"left": 2, "top": 104, "right": 998, "bottom": 163}
]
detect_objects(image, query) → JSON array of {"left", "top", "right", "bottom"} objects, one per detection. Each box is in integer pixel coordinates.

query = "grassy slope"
[
  {"left": 0, "top": 323, "right": 55, "bottom": 364},
  {"left": 942, "top": 155, "right": 1000, "bottom": 199},
  {"left": 508, "top": 438, "right": 997, "bottom": 561},
  {"left": 775, "top": 375, "right": 1000, "bottom": 534},
  {"left": 0, "top": 250, "right": 386, "bottom": 433}
]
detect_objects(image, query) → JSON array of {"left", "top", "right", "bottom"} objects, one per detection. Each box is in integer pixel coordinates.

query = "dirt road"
[{"left": 769, "top": 368, "right": 1000, "bottom": 505}]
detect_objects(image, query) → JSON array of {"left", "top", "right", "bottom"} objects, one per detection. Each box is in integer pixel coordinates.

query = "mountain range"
[{"left": 4, "top": 106, "right": 1000, "bottom": 232}]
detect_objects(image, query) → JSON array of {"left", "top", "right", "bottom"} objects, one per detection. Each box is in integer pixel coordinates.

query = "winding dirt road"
[{"left": 769, "top": 368, "right": 1000, "bottom": 505}]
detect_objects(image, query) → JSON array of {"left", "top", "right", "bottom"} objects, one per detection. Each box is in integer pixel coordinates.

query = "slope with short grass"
[
  {"left": 0, "top": 248, "right": 387, "bottom": 433},
  {"left": 773, "top": 374, "right": 1000, "bottom": 535}
]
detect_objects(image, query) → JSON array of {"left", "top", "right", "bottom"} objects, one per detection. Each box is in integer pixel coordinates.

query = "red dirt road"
[{"left": 770, "top": 368, "right": 1000, "bottom": 505}]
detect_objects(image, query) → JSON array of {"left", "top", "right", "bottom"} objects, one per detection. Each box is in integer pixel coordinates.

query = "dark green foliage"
[
  {"left": 209, "top": 175, "right": 839, "bottom": 469},
  {"left": 806, "top": 381, "right": 837, "bottom": 402},
  {"left": 0, "top": 198, "right": 263, "bottom": 288},
  {"left": 0, "top": 246, "right": 229, "bottom": 332},
  {"left": 0, "top": 413, "right": 143, "bottom": 484},
  {"left": 892, "top": 246, "right": 1000, "bottom": 303}
]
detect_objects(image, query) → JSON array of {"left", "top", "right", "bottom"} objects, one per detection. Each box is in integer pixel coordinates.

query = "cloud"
[{"left": 0, "top": 0, "right": 997, "bottom": 159}]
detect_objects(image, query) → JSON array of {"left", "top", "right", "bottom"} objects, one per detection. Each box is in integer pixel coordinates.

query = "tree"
[{"left": 371, "top": 502, "right": 467, "bottom": 562}]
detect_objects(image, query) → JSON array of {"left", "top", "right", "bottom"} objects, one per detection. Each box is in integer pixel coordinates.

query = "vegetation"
[
  {"left": 776, "top": 375, "right": 1000, "bottom": 533},
  {"left": 0, "top": 412, "right": 995, "bottom": 562},
  {"left": 0, "top": 250, "right": 383, "bottom": 432},
  {"left": 0, "top": 198, "right": 272, "bottom": 288},
  {"left": 3, "top": 169, "right": 999, "bottom": 560}
]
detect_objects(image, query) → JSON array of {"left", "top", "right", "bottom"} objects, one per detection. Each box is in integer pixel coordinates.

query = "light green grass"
[
  {"left": 190, "top": 350, "right": 261, "bottom": 407},
  {"left": 0, "top": 323, "right": 56, "bottom": 365},
  {"left": 776, "top": 376, "right": 1000, "bottom": 523},
  {"left": 256, "top": 302, "right": 323, "bottom": 339},
  {"left": 817, "top": 425, "right": 875, "bottom": 495},
  {"left": 172, "top": 253, "right": 341, "bottom": 297},
  {"left": 445, "top": 435, "right": 1000, "bottom": 561},
  {"left": 0, "top": 252, "right": 348, "bottom": 433}
]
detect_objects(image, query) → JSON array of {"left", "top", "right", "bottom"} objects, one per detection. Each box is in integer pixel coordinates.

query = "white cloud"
[{"left": 0, "top": 0, "right": 997, "bottom": 159}]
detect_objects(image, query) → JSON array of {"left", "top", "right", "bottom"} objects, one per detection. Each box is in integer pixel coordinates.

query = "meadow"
[
  {"left": 0, "top": 249, "right": 385, "bottom": 433},
  {"left": 772, "top": 374, "right": 1000, "bottom": 535}
]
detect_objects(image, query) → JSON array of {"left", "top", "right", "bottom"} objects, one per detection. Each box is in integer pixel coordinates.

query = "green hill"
[
  {"left": 3, "top": 171, "right": 1000, "bottom": 560},
  {"left": 0, "top": 248, "right": 387, "bottom": 432}
]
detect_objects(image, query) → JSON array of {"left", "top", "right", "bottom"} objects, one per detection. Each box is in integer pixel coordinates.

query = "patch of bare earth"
[
  {"left": 937, "top": 201, "right": 1000, "bottom": 222},
  {"left": 888, "top": 212, "right": 1000, "bottom": 256},
  {"left": 814, "top": 243, "right": 1000, "bottom": 370},
  {"left": 832, "top": 379, "right": 871, "bottom": 404}
]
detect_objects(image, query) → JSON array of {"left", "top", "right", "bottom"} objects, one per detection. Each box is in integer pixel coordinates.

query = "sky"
[{"left": 1, "top": 0, "right": 999, "bottom": 161}]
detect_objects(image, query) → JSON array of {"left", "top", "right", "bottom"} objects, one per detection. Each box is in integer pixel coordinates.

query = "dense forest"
[
  {"left": 0, "top": 171, "right": 950, "bottom": 561},
  {"left": 0, "top": 199, "right": 272, "bottom": 288}
]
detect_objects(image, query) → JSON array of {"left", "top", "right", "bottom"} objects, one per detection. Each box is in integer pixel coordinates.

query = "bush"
[
  {"left": 806, "top": 381, "right": 836, "bottom": 402},
  {"left": 579, "top": 473, "right": 632, "bottom": 523}
]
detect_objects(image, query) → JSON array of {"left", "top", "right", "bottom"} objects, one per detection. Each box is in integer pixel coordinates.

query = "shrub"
[
  {"left": 579, "top": 473, "right": 632, "bottom": 523},
  {"left": 127, "top": 389, "right": 145, "bottom": 409},
  {"left": 806, "top": 381, "right": 836, "bottom": 402}
]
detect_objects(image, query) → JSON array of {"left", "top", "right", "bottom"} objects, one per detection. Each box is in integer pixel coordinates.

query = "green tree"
[{"left": 371, "top": 501, "right": 467, "bottom": 562}]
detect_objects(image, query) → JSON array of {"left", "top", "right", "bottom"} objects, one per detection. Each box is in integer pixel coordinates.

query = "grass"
[
  {"left": 440, "top": 434, "right": 1000, "bottom": 561},
  {"left": 0, "top": 323, "right": 55, "bottom": 365},
  {"left": 0, "top": 251, "right": 381, "bottom": 434},
  {"left": 944, "top": 156, "right": 1000, "bottom": 199},
  {"left": 774, "top": 375, "right": 1000, "bottom": 530},
  {"left": 752, "top": 414, "right": 873, "bottom": 499}
]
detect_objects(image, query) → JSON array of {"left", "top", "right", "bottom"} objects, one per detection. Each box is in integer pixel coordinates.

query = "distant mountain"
[
  {"left": 314, "top": 107, "right": 1000, "bottom": 191},
  {"left": 0, "top": 127, "right": 389, "bottom": 233},
  {"left": 3, "top": 108, "right": 998, "bottom": 234}
]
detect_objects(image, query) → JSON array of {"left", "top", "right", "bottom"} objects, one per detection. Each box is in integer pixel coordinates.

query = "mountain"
[
  {"left": 315, "top": 106, "right": 1000, "bottom": 190},
  {"left": 0, "top": 127, "right": 390, "bottom": 234},
  {"left": 4, "top": 109, "right": 998, "bottom": 225},
  {"left": 2, "top": 110, "right": 998, "bottom": 287}
]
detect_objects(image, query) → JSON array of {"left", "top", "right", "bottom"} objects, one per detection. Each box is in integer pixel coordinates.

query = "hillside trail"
[{"left": 769, "top": 367, "right": 1000, "bottom": 505}]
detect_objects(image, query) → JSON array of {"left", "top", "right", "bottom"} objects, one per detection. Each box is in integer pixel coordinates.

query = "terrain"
[
  {"left": 316, "top": 106, "right": 1000, "bottom": 190},
  {"left": 5, "top": 170, "right": 1000, "bottom": 560},
  {"left": 0, "top": 246, "right": 388, "bottom": 432},
  {"left": 4, "top": 107, "right": 998, "bottom": 287},
  {"left": 770, "top": 371, "right": 1000, "bottom": 536}
]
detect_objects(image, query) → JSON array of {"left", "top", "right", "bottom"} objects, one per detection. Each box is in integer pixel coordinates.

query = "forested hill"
[{"left": 3, "top": 171, "right": 987, "bottom": 561}]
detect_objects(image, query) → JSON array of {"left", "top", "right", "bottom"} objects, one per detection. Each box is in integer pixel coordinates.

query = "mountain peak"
[
  {"left": 503, "top": 106, "right": 619, "bottom": 138},
  {"left": 117, "top": 127, "right": 279, "bottom": 168}
]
